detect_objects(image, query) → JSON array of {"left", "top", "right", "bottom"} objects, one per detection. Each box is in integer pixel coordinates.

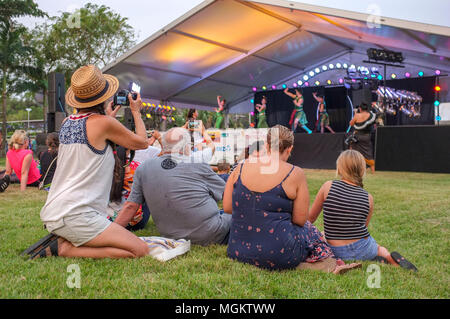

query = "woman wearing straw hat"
[{"left": 31, "top": 65, "right": 150, "bottom": 259}]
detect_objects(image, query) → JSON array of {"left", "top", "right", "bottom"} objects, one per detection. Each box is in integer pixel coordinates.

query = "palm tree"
[{"left": 0, "top": 0, "right": 45, "bottom": 156}]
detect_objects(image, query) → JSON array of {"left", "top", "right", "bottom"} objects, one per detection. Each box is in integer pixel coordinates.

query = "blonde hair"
[
  {"left": 336, "top": 150, "right": 366, "bottom": 188},
  {"left": 267, "top": 125, "right": 294, "bottom": 153},
  {"left": 8, "top": 130, "right": 29, "bottom": 151}
]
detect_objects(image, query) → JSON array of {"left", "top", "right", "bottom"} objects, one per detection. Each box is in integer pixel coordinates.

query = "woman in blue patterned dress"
[{"left": 223, "top": 125, "right": 361, "bottom": 273}]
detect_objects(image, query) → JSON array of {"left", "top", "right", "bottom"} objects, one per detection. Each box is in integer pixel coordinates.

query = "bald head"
[{"left": 162, "top": 127, "right": 191, "bottom": 155}]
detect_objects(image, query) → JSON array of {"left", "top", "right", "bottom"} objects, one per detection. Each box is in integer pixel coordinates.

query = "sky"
[{"left": 20, "top": 0, "right": 450, "bottom": 43}]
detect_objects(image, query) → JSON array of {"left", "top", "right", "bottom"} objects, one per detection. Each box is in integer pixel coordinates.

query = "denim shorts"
[{"left": 329, "top": 236, "right": 379, "bottom": 261}]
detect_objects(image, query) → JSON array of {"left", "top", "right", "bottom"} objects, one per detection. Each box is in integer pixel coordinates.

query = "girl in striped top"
[{"left": 308, "top": 150, "right": 417, "bottom": 271}]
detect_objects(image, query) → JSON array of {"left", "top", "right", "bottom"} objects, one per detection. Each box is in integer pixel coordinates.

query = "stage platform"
[{"left": 288, "top": 133, "right": 346, "bottom": 170}]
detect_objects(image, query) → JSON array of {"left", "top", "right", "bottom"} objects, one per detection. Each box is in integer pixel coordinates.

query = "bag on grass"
[{"left": 140, "top": 236, "right": 190, "bottom": 262}]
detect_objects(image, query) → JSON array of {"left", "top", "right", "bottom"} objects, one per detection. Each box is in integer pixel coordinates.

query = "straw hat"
[{"left": 65, "top": 65, "right": 119, "bottom": 109}]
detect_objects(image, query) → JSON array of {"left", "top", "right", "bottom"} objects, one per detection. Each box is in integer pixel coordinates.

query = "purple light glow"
[
  {"left": 293, "top": 83, "right": 298, "bottom": 87},
  {"left": 304, "top": 82, "right": 309, "bottom": 87},
  {"left": 339, "top": 78, "right": 344, "bottom": 84},
  {"left": 252, "top": 87, "right": 257, "bottom": 92},
  {"left": 405, "top": 72, "right": 411, "bottom": 78},
  {"left": 435, "top": 70, "right": 441, "bottom": 75}
]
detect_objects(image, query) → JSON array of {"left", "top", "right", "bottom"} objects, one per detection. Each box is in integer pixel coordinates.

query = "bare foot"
[{"left": 333, "top": 262, "right": 362, "bottom": 275}]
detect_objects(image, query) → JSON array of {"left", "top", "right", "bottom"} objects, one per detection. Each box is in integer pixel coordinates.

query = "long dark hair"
[
  {"left": 187, "top": 108, "right": 197, "bottom": 120},
  {"left": 77, "top": 102, "right": 126, "bottom": 203},
  {"left": 46, "top": 132, "right": 59, "bottom": 155}
]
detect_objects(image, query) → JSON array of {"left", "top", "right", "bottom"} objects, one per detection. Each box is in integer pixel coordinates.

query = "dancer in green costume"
[
  {"left": 313, "top": 92, "right": 335, "bottom": 134},
  {"left": 284, "top": 88, "right": 311, "bottom": 134},
  {"left": 215, "top": 96, "right": 226, "bottom": 129},
  {"left": 255, "top": 96, "right": 269, "bottom": 128}
]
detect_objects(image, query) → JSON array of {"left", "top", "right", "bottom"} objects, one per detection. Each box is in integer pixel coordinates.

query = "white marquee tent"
[{"left": 103, "top": 0, "right": 450, "bottom": 114}]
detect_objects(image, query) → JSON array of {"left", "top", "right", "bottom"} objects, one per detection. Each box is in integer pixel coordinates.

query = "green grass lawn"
[{"left": 0, "top": 167, "right": 449, "bottom": 299}]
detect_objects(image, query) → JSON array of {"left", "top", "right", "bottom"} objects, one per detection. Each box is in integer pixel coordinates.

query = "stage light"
[
  {"left": 250, "top": 99, "right": 254, "bottom": 104},
  {"left": 304, "top": 82, "right": 309, "bottom": 87},
  {"left": 434, "top": 85, "right": 441, "bottom": 92},
  {"left": 339, "top": 78, "right": 344, "bottom": 84},
  {"left": 315, "top": 68, "right": 320, "bottom": 73},
  {"left": 391, "top": 73, "right": 397, "bottom": 79},
  {"left": 418, "top": 71, "right": 424, "bottom": 77},
  {"left": 434, "top": 100, "right": 440, "bottom": 106},
  {"left": 309, "top": 71, "right": 315, "bottom": 77},
  {"left": 436, "top": 115, "right": 441, "bottom": 121},
  {"left": 343, "top": 63, "right": 348, "bottom": 69},
  {"left": 329, "top": 64, "right": 334, "bottom": 69},
  {"left": 303, "top": 75, "right": 309, "bottom": 81},
  {"left": 377, "top": 75, "right": 383, "bottom": 80},
  {"left": 327, "top": 80, "right": 332, "bottom": 85},
  {"left": 435, "top": 70, "right": 441, "bottom": 76},
  {"left": 282, "top": 84, "right": 287, "bottom": 89},
  {"left": 315, "top": 81, "right": 320, "bottom": 86},
  {"left": 272, "top": 85, "right": 277, "bottom": 90},
  {"left": 350, "top": 64, "right": 356, "bottom": 69},
  {"left": 250, "top": 112, "right": 255, "bottom": 116},
  {"left": 336, "top": 63, "right": 342, "bottom": 68},
  {"left": 297, "top": 80, "right": 303, "bottom": 86},
  {"left": 293, "top": 83, "right": 298, "bottom": 87},
  {"left": 262, "top": 86, "right": 267, "bottom": 90},
  {"left": 405, "top": 72, "right": 411, "bottom": 78},
  {"left": 322, "top": 65, "right": 328, "bottom": 71},
  {"left": 252, "top": 87, "right": 257, "bottom": 92}
]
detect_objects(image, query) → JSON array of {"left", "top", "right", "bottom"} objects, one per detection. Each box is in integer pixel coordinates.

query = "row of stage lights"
[
  {"left": 252, "top": 64, "right": 442, "bottom": 92},
  {"left": 142, "top": 102, "right": 176, "bottom": 121}
]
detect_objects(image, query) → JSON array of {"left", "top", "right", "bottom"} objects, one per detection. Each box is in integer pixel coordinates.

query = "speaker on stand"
[{"left": 47, "top": 72, "right": 67, "bottom": 133}]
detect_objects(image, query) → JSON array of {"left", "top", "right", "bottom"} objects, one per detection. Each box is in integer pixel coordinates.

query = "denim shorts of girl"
[{"left": 329, "top": 236, "right": 379, "bottom": 261}]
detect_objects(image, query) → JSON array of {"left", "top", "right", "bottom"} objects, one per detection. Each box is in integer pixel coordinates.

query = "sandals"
[
  {"left": 22, "top": 234, "right": 59, "bottom": 260},
  {"left": 30, "top": 237, "right": 59, "bottom": 260},
  {"left": 0, "top": 175, "right": 10, "bottom": 193},
  {"left": 21, "top": 233, "right": 58, "bottom": 257},
  {"left": 372, "top": 256, "right": 389, "bottom": 264},
  {"left": 391, "top": 251, "right": 418, "bottom": 272}
]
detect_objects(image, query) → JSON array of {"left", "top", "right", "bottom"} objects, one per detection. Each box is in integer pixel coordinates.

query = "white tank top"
[{"left": 40, "top": 113, "right": 115, "bottom": 224}]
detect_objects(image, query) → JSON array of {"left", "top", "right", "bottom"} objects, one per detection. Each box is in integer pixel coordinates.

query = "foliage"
[{"left": 0, "top": 0, "right": 46, "bottom": 156}]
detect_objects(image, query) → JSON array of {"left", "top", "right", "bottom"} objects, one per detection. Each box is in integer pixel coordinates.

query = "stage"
[
  {"left": 287, "top": 126, "right": 450, "bottom": 173},
  {"left": 288, "top": 133, "right": 347, "bottom": 170}
]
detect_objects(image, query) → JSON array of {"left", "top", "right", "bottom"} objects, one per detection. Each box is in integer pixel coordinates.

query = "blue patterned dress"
[{"left": 227, "top": 163, "right": 335, "bottom": 270}]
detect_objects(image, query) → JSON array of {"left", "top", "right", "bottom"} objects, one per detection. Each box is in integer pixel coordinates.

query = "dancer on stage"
[
  {"left": 284, "top": 88, "right": 312, "bottom": 134},
  {"left": 349, "top": 103, "right": 377, "bottom": 174},
  {"left": 255, "top": 96, "right": 269, "bottom": 128},
  {"left": 313, "top": 92, "right": 335, "bottom": 134},
  {"left": 215, "top": 96, "right": 226, "bottom": 129}
]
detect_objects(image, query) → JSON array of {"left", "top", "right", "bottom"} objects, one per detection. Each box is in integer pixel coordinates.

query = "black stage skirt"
[{"left": 351, "top": 132, "right": 374, "bottom": 160}]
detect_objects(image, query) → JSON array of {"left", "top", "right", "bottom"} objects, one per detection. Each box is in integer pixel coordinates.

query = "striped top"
[{"left": 323, "top": 180, "right": 370, "bottom": 240}]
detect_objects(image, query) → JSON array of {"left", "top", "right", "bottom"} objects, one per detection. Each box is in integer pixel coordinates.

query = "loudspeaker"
[
  {"left": 47, "top": 112, "right": 55, "bottom": 133},
  {"left": 48, "top": 72, "right": 66, "bottom": 113},
  {"left": 352, "top": 88, "right": 372, "bottom": 107},
  {"left": 123, "top": 108, "right": 135, "bottom": 131}
]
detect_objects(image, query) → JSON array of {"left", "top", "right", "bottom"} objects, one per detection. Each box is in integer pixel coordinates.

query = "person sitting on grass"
[
  {"left": 1, "top": 130, "right": 41, "bottom": 192},
  {"left": 39, "top": 132, "right": 59, "bottom": 191},
  {"left": 217, "top": 160, "right": 231, "bottom": 183},
  {"left": 30, "top": 65, "right": 150, "bottom": 259},
  {"left": 115, "top": 127, "right": 231, "bottom": 246},
  {"left": 223, "top": 125, "right": 361, "bottom": 274},
  {"left": 308, "top": 150, "right": 418, "bottom": 271}
]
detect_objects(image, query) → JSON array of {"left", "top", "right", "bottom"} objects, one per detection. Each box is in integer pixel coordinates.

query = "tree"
[
  {"left": 24, "top": 3, "right": 137, "bottom": 116},
  {"left": 0, "top": 0, "right": 46, "bottom": 156}
]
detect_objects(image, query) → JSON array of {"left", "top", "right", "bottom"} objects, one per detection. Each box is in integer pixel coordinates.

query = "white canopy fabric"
[{"left": 103, "top": 0, "right": 450, "bottom": 114}]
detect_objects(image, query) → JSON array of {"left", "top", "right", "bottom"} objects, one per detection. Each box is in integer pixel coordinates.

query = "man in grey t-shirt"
[{"left": 115, "top": 128, "right": 231, "bottom": 246}]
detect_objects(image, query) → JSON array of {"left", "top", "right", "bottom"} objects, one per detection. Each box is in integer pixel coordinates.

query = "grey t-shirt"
[{"left": 127, "top": 154, "right": 231, "bottom": 246}]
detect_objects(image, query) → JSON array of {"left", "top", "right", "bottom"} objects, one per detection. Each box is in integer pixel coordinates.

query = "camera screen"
[{"left": 116, "top": 96, "right": 127, "bottom": 105}]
